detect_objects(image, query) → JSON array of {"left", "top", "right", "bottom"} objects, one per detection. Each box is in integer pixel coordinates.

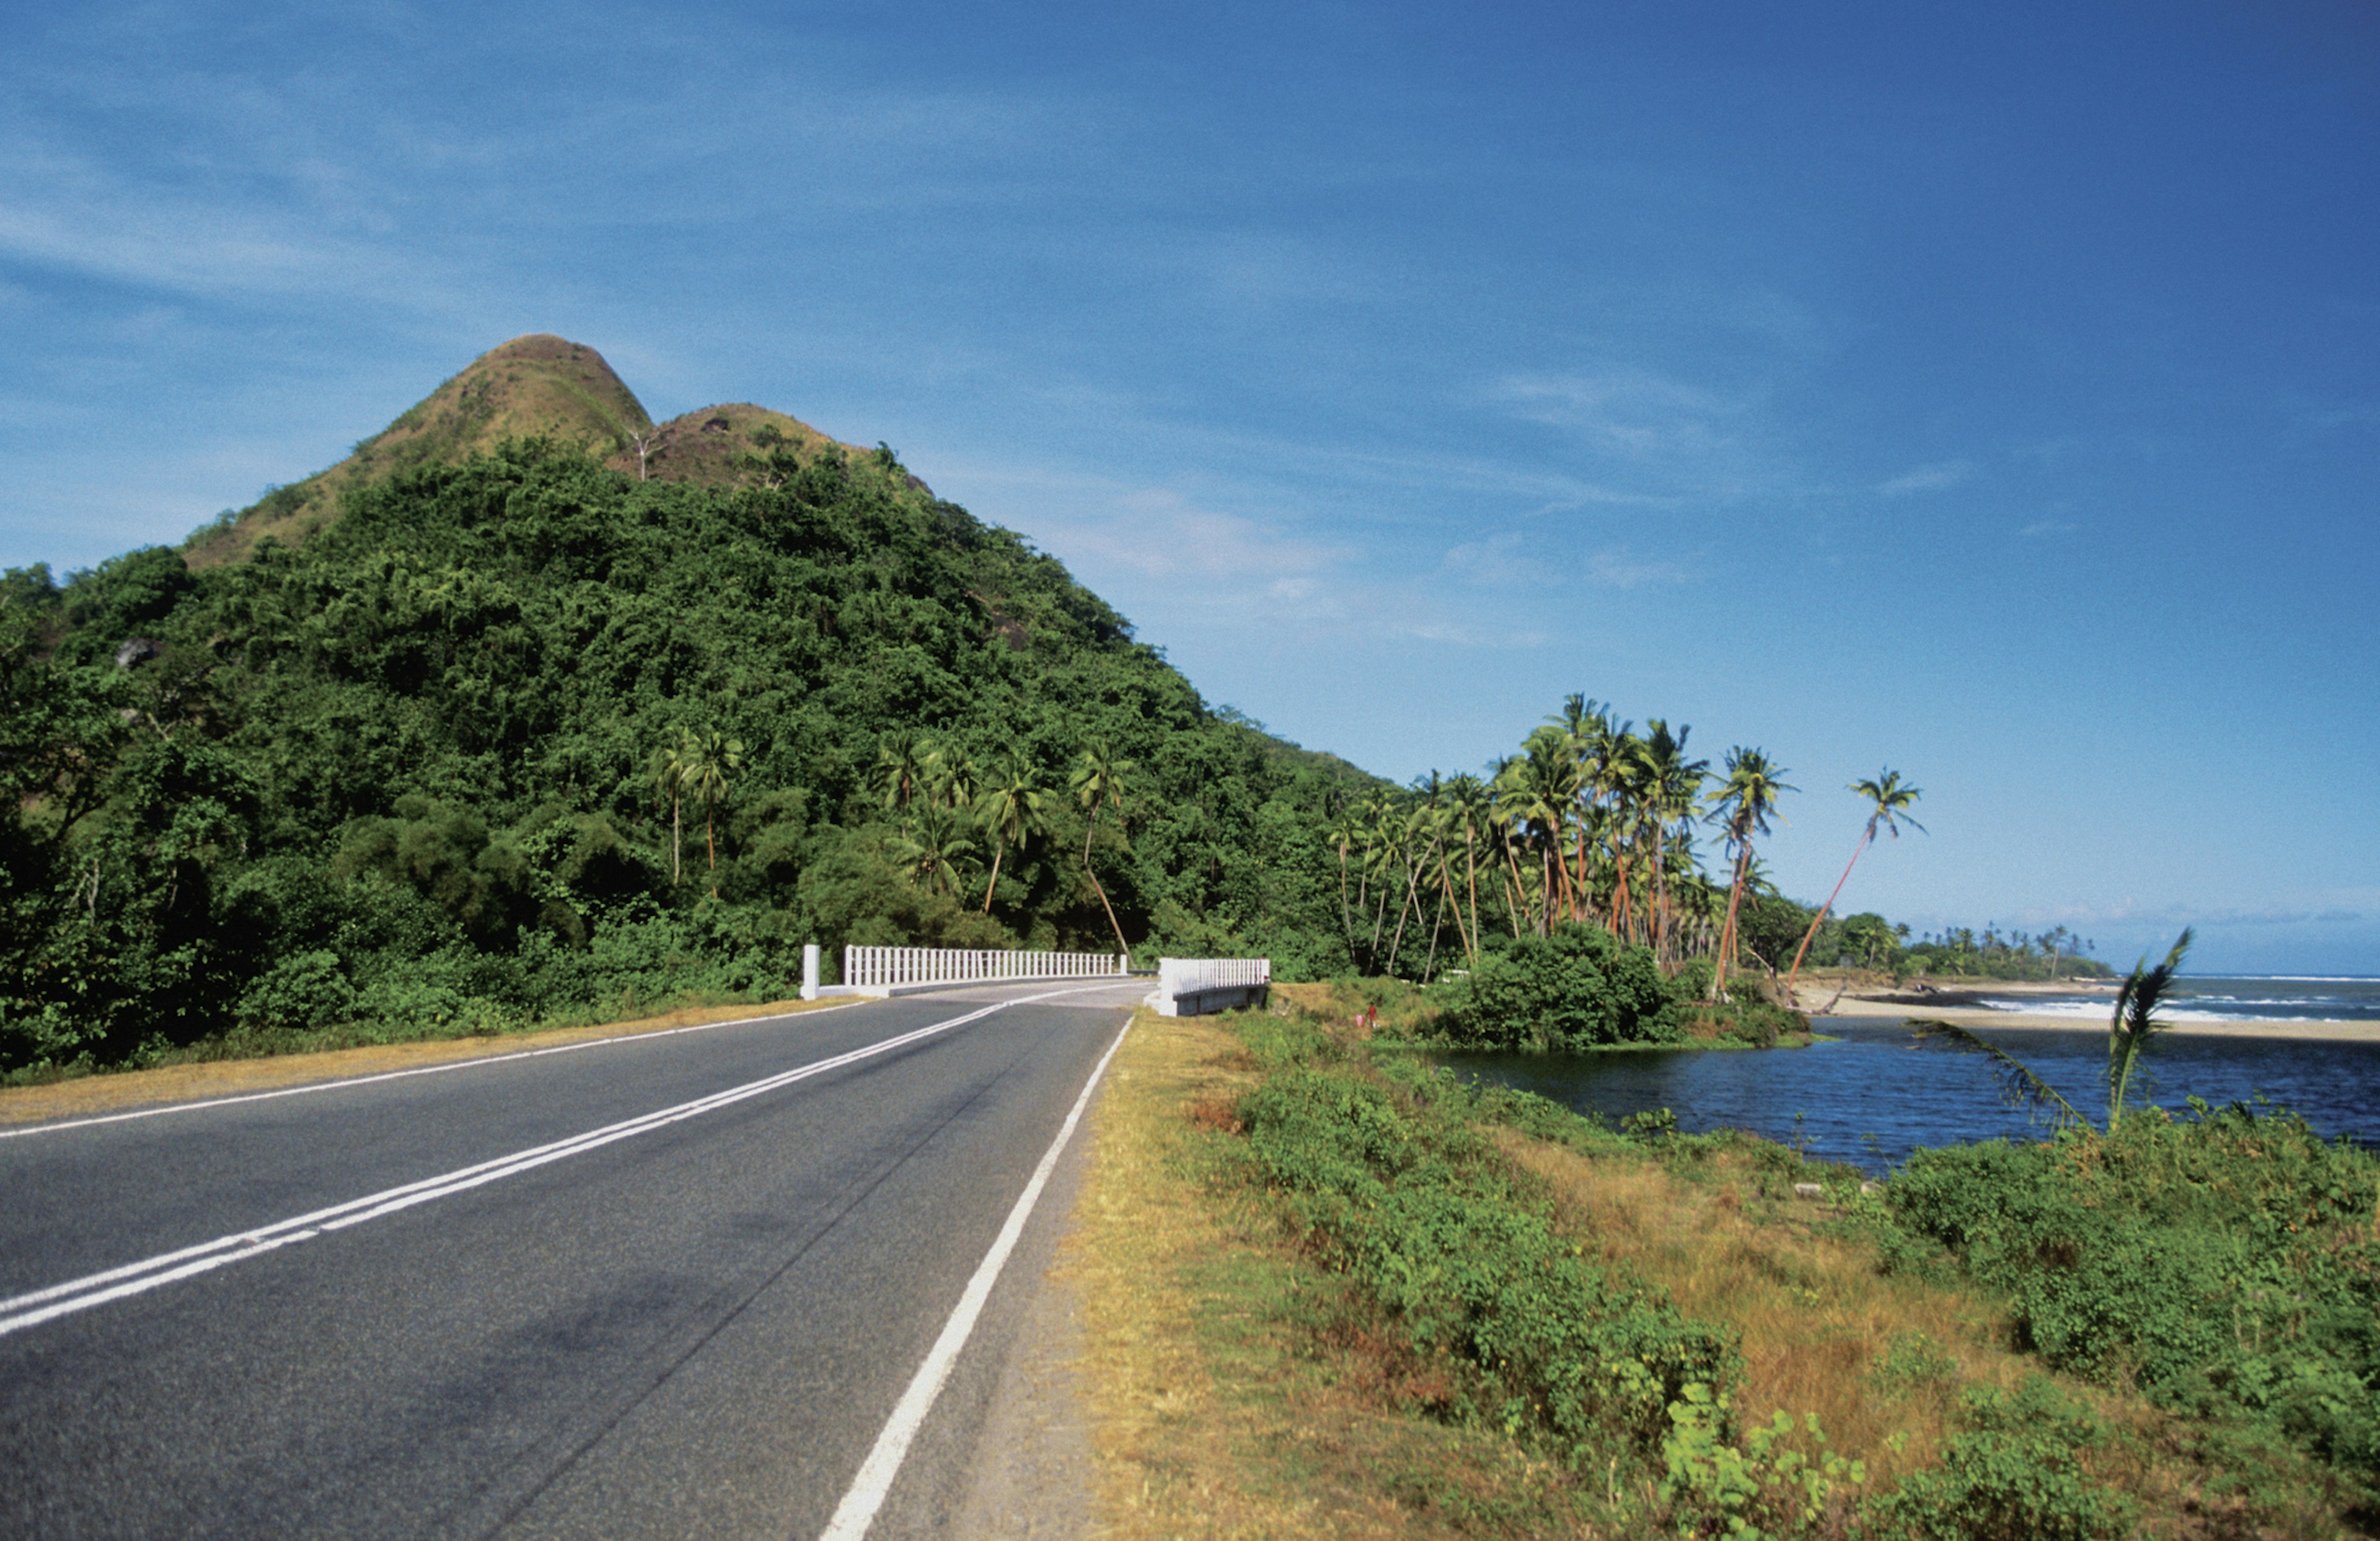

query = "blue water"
[{"left": 1432, "top": 978, "right": 2380, "bottom": 1173}]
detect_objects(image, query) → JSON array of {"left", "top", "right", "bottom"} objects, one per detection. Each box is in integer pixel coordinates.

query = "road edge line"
[{"left": 818, "top": 1013, "right": 1134, "bottom": 1541}]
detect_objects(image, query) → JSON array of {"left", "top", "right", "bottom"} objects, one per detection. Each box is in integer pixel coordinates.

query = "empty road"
[{"left": 0, "top": 980, "right": 1143, "bottom": 1538}]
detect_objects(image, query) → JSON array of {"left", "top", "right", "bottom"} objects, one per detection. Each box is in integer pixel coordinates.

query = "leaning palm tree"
[
  {"left": 1913, "top": 928, "right": 2192, "bottom": 1133},
  {"left": 1325, "top": 801, "right": 1365, "bottom": 960},
  {"left": 976, "top": 757, "right": 1047, "bottom": 913},
  {"left": 1706, "top": 747, "right": 1794, "bottom": 998},
  {"left": 1785, "top": 769, "right": 1925, "bottom": 998},
  {"left": 2107, "top": 928, "right": 2193, "bottom": 1128},
  {"left": 675, "top": 729, "right": 746, "bottom": 897},
  {"left": 1070, "top": 744, "right": 1135, "bottom": 954}
]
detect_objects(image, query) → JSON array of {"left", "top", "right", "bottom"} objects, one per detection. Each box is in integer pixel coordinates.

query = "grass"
[{"left": 1069, "top": 987, "right": 2369, "bottom": 1537}]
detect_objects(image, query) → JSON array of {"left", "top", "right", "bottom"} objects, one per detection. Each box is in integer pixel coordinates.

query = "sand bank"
[{"left": 1811, "top": 993, "right": 2380, "bottom": 1043}]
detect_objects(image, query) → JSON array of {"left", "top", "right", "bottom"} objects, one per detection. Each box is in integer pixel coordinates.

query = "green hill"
[{"left": 2, "top": 341, "right": 1382, "bottom": 1073}]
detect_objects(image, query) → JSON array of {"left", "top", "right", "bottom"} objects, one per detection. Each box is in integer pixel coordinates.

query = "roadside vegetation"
[{"left": 1077, "top": 985, "right": 2376, "bottom": 1537}]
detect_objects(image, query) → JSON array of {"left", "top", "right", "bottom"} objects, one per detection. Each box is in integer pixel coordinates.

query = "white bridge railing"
[
  {"left": 811, "top": 944, "right": 1128, "bottom": 998},
  {"left": 1155, "top": 957, "right": 1272, "bottom": 1016}
]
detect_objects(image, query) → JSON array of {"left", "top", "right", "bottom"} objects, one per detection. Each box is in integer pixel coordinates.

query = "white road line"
[
  {"left": 818, "top": 1014, "right": 1133, "bottom": 1541},
  {"left": 0, "top": 984, "right": 1127, "bottom": 1340},
  {"left": 0, "top": 1000, "right": 867, "bottom": 1141}
]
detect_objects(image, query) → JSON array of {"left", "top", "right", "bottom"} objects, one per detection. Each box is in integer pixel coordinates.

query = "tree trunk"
[
  {"left": 1085, "top": 815, "right": 1129, "bottom": 955},
  {"left": 707, "top": 807, "right": 718, "bottom": 898},
  {"left": 671, "top": 793, "right": 682, "bottom": 886},
  {"left": 1715, "top": 848, "right": 1750, "bottom": 999},
  {"left": 1786, "top": 825, "right": 1873, "bottom": 998},
  {"left": 982, "top": 838, "right": 1006, "bottom": 913}
]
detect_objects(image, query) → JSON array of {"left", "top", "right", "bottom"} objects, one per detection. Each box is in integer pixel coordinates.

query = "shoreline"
[{"left": 1812, "top": 994, "right": 2380, "bottom": 1043}]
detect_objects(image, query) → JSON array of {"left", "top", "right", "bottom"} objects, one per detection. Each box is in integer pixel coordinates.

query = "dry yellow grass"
[
  {"left": 1503, "top": 1135, "right": 2021, "bottom": 1490},
  {"left": 0, "top": 994, "right": 852, "bottom": 1126}
]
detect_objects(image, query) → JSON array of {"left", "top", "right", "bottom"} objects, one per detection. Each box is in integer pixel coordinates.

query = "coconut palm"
[
  {"left": 1070, "top": 743, "right": 1135, "bottom": 954},
  {"left": 922, "top": 749, "right": 981, "bottom": 814},
  {"left": 2107, "top": 929, "right": 2193, "bottom": 1128},
  {"left": 1325, "top": 800, "right": 1365, "bottom": 959},
  {"left": 1706, "top": 747, "right": 1794, "bottom": 998},
  {"left": 1443, "top": 773, "right": 1490, "bottom": 966},
  {"left": 889, "top": 802, "right": 978, "bottom": 897},
  {"left": 1785, "top": 768, "right": 1924, "bottom": 998},
  {"left": 649, "top": 734, "right": 692, "bottom": 886},
  {"left": 675, "top": 729, "right": 746, "bottom": 897},
  {"left": 1636, "top": 720, "right": 1708, "bottom": 965},
  {"left": 976, "top": 756, "right": 1047, "bottom": 913},
  {"left": 871, "top": 731, "right": 931, "bottom": 812},
  {"left": 1912, "top": 928, "right": 2192, "bottom": 1133}
]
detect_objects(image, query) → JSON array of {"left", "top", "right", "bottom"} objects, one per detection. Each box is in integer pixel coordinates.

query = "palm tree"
[
  {"left": 1706, "top": 747, "right": 1794, "bottom": 999},
  {"left": 976, "top": 757, "right": 1047, "bottom": 913},
  {"left": 2107, "top": 929, "right": 2193, "bottom": 1128},
  {"left": 923, "top": 749, "right": 981, "bottom": 814},
  {"left": 1636, "top": 720, "right": 1708, "bottom": 965},
  {"left": 649, "top": 735, "right": 691, "bottom": 886},
  {"left": 871, "top": 731, "right": 931, "bottom": 812},
  {"left": 1070, "top": 743, "right": 1134, "bottom": 954},
  {"left": 1913, "top": 928, "right": 2192, "bottom": 1133},
  {"left": 889, "top": 802, "right": 978, "bottom": 897},
  {"left": 1443, "top": 773, "right": 1490, "bottom": 967},
  {"left": 1785, "top": 768, "right": 1924, "bottom": 999},
  {"left": 1325, "top": 801, "right": 1365, "bottom": 960},
  {"left": 676, "top": 729, "right": 746, "bottom": 897}
]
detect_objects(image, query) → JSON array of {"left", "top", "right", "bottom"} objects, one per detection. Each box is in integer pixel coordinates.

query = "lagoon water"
[{"left": 1432, "top": 977, "right": 2380, "bottom": 1174}]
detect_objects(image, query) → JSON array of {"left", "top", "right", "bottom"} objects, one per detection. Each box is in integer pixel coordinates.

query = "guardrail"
[
  {"left": 1154, "top": 957, "right": 1271, "bottom": 1017},
  {"left": 803, "top": 944, "right": 1129, "bottom": 999}
]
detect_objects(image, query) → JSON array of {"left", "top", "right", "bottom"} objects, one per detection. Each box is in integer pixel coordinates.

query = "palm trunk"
[
  {"left": 707, "top": 807, "right": 718, "bottom": 898},
  {"left": 1786, "top": 825, "right": 1874, "bottom": 997},
  {"left": 982, "top": 838, "right": 1006, "bottom": 913},
  {"left": 1434, "top": 846, "right": 1475, "bottom": 965},
  {"left": 1385, "top": 856, "right": 1424, "bottom": 975},
  {"left": 1422, "top": 889, "right": 1445, "bottom": 982},
  {"left": 1465, "top": 827, "right": 1481, "bottom": 967},
  {"left": 1716, "top": 848, "right": 1750, "bottom": 999},
  {"left": 1085, "top": 815, "right": 1128, "bottom": 954},
  {"left": 671, "top": 793, "right": 682, "bottom": 886}
]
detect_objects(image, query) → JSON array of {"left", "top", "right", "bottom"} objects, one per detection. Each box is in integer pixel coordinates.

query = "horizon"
[{"left": 4, "top": 2, "right": 2375, "bottom": 974}]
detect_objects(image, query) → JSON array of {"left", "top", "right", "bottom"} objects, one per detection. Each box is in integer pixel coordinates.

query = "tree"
[
  {"left": 2107, "top": 929, "right": 2192, "bottom": 1128},
  {"left": 1913, "top": 928, "right": 2192, "bottom": 1133},
  {"left": 888, "top": 802, "right": 977, "bottom": 897},
  {"left": 676, "top": 729, "right": 745, "bottom": 897},
  {"left": 650, "top": 735, "right": 694, "bottom": 886},
  {"left": 1070, "top": 743, "right": 1134, "bottom": 955},
  {"left": 1785, "top": 768, "right": 1924, "bottom": 998},
  {"left": 872, "top": 732, "right": 932, "bottom": 812},
  {"left": 976, "top": 757, "right": 1047, "bottom": 914},
  {"left": 1705, "top": 747, "right": 1794, "bottom": 999}
]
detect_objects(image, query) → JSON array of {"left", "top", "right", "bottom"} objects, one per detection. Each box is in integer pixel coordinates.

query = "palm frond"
[{"left": 1910, "top": 1018, "right": 2087, "bottom": 1128}]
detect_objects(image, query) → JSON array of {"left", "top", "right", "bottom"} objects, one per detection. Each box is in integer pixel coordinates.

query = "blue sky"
[{"left": 4, "top": 2, "right": 2376, "bottom": 972}]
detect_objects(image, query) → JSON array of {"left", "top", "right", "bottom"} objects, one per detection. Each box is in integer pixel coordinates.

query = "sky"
[{"left": 4, "top": 1, "right": 2376, "bottom": 973}]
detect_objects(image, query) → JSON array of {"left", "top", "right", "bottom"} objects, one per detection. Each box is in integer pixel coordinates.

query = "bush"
[
  {"left": 1872, "top": 1377, "right": 2133, "bottom": 1540},
  {"left": 1887, "top": 1104, "right": 2380, "bottom": 1482},
  {"left": 1433, "top": 923, "right": 1681, "bottom": 1051},
  {"left": 1236, "top": 1064, "right": 1739, "bottom": 1462}
]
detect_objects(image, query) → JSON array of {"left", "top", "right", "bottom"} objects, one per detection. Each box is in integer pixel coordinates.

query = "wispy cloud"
[
  {"left": 2018, "top": 518, "right": 2077, "bottom": 538},
  {"left": 1586, "top": 547, "right": 1694, "bottom": 589},
  {"left": 1877, "top": 460, "right": 1974, "bottom": 496}
]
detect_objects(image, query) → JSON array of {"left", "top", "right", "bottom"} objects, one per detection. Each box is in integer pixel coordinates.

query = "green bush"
[
  {"left": 1235, "top": 1064, "right": 1739, "bottom": 1463},
  {"left": 1888, "top": 1103, "right": 2380, "bottom": 1482},
  {"left": 1432, "top": 923, "right": 1681, "bottom": 1051},
  {"left": 1872, "top": 1377, "right": 2133, "bottom": 1540}
]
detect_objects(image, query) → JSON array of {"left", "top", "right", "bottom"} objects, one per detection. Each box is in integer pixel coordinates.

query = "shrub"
[
  {"left": 1434, "top": 923, "right": 1680, "bottom": 1051},
  {"left": 1236, "top": 1065, "right": 1739, "bottom": 1463},
  {"left": 1872, "top": 1377, "right": 2133, "bottom": 1540}
]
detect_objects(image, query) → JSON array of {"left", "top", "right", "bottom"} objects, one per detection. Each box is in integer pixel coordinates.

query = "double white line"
[{"left": 0, "top": 991, "right": 1067, "bottom": 1340}]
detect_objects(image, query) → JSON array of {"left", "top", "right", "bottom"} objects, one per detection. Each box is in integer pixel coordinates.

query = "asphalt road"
[{"left": 0, "top": 979, "right": 1145, "bottom": 1539}]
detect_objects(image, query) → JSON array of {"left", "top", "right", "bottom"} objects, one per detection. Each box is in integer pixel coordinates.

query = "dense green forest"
[
  {"left": 1, "top": 341, "right": 2101, "bottom": 1078},
  {"left": 1, "top": 441, "right": 1379, "bottom": 1074}
]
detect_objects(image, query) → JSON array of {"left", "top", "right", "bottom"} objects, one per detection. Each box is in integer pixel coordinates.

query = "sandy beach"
[{"left": 1804, "top": 982, "right": 2380, "bottom": 1043}]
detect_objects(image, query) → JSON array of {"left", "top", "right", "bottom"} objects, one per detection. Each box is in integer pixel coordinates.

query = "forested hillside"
[{"left": 3, "top": 423, "right": 1375, "bottom": 1074}]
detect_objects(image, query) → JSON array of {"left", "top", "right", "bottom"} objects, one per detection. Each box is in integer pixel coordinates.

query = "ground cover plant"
[{"left": 1090, "top": 980, "right": 2372, "bottom": 1536}]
